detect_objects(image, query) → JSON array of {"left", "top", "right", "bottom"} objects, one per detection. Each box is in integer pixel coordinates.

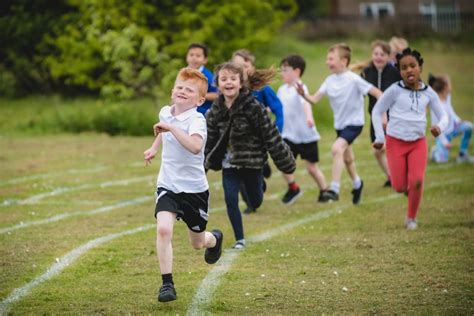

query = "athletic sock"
[
  {"left": 289, "top": 182, "right": 299, "bottom": 191},
  {"left": 162, "top": 273, "right": 173, "bottom": 285},
  {"left": 330, "top": 181, "right": 340, "bottom": 194},
  {"left": 352, "top": 176, "right": 362, "bottom": 189}
]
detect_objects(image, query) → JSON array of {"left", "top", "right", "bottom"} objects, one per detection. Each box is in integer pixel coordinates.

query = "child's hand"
[
  {"left": 153, "top": 122, "right": 172, "bottom": 136},
  {"left": 295, "top": 82, "right": 305, "bottom": 96},
  {"left": 144, "top": 147, "right": 157, "bottom": 165},
  {"left": 382, "top": 113, "right": 388, "bottom": 131},
  {"left": 373, "top": 142, "right": 384, "bottom": 150},
  {"left": 430, "top": 126, "right": 441, "bottom": 137},
  {"left": 306, "top": 117, "right": 314, "bottom": 128},
  {"left": 445, "top": 142, "right": 452, "bottom": 149}
]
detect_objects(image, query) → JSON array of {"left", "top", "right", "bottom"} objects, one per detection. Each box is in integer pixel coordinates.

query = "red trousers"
[{"left": 386, "top": 135, "right": 428, "bottom": 220}]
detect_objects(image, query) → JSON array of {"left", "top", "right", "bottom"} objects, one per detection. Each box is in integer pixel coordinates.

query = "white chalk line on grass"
[
  {"left": 1, "top": 176, "right": 154, "bottom": 207},
  {"left": 0, "top": 160, "right": 159, "bottom": 188},
  {"left": 0, "top": 174, "right": 467, "bottom": 313},
  {"left": 186, "top": 177, "right": 467, "bottom": 315},
  {"left": 0, "top": 163, "right": 457, "bottom": 235},
  {"left": 0, "top": 166, "right": 107, "bottom": 187},
  {"left": 0, "top": 224, "right": 155, "bottom": 315},
  {"left": 0, "top": 196, "right": 153, "bottom": 235}
]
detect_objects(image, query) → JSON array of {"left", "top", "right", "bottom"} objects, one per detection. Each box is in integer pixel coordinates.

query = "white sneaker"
[
  {"left": 456, "top": 153, "right": 474, "bottom": 164},
  {"left": 232, "top": 240, "right": 246, "bottom": 249},
  {"left": 405, "top": 219, "right": 418, "bottom": 230}
]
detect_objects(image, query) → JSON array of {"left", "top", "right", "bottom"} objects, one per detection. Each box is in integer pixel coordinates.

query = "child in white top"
[
  {"left": 372, "top": 48, "right": 448, "bottom": 230},
  {"left": 299, "top": 43, "right": 382, "bottom": 204},
  {"left": 277, "top": 54, "right": 328, "bottom": 203},
  {"left": 428, "top": 73, "right": 474, "bottom": 163},
  {"left": 143, "top": 68, "right": 223, "bottom": 303}
]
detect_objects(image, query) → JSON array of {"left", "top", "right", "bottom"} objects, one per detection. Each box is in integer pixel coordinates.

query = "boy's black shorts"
[
  {"left": 283, "top": 139, "right": 319, "bottom": 163},
  {"left": 336, "top": 125, "right": 363, "bottom": 145},
  {"left": 155, "top": 188, "right": 210, "bottom": 233}
]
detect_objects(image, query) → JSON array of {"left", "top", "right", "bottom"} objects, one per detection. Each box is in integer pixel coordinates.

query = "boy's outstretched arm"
[
  {"left": 303, "top": 101, "right": 315, "bottom": 127},
  {"left": 296, "top": 82, "right": 323, "bottom": 105},
  {"left": 144, "top": 133, "right": 163, "bottom": 165},
  {"left": 368, "top": 86, "right": 383, "bottom": 99},
  {"left": 154, "top": 122, "right": 203, "bottom": 155}
]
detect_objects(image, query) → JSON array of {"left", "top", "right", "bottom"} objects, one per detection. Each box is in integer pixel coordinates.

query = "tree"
[{"left": 42, "top": 0, "right": 297, "bottom": 99}]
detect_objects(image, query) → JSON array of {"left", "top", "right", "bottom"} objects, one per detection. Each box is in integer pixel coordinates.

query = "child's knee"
[
  {"left": 343, "top": 155, "right": 353, "bottom": 165},
  {"left": 306, "top": 163, "right": 317, "bottom": 173},
  {"left": 331, "top": 144, "right": 344, "bottom": 157},
  {"left": 392, "top": 183, "right": 406, "bottom": 193},
  {"left": 157, "top": 225, "right": 172, "bottom": 239}
]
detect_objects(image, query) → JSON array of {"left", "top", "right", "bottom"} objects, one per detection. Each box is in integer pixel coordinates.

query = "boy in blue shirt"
[{"left": 186, "top": 43, "right": 218, "bottom": 115}]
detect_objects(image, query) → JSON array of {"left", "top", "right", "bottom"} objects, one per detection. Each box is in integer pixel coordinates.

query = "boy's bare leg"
[
  {"left": 373, "top": 147, "right": 390, "bottom": 178},
  {"left": 306, "top": 161, "right": 327, "bottom": 190},
  {"left": 343, "top": 145, "right": 358, "bottom": 181},
  {"left": 188, "top": 230, "right": 217, "bottom": 250},
  {"left": 156, "top": 211, "right": 177, "bottom": 274},
  {"left": 331, "top": 138, "right": 349, "bottom": 184}
]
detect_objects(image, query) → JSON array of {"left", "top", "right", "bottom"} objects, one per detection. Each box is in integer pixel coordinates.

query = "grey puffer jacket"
[{"left": 205, "top": 88, "right": 295, "bottom": 174}]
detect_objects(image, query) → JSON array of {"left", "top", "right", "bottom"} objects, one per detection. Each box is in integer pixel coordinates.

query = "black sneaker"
[
  {"left": 383, "top": 179, "right": 391, "bottom": 188},
  {"left": 318, "top": 190, "right": 328, "bottom": 203},
  {"left": 319, "top": 190, "right": 339, "bottom": 202},
  {"left": 281, "top": 187, "right": 302, "bottom": 204},
  {"left": 158, "top": 283, "right": 177, "bottom": 302},
  {"left": 351, "top": 180, "right": 364, "bottom": 204},
  {"left": 243, "top": 206, "right": 256, "bottom": 215},
  {"left": 204, "top": 229, "right": 223, "bottom": 264}
]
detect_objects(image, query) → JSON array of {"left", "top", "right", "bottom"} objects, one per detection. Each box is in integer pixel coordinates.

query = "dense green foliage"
[{"left": 1, "top": 0, "right": 296, "bottom": 99}]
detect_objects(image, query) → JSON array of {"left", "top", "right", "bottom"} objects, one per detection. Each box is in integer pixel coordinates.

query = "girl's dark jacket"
[
  {"left": 205, "top": 88, "right": 295, "bottom": 174},
  {"left": 361, "top": 62, "right": 401, "bottom": 113}
]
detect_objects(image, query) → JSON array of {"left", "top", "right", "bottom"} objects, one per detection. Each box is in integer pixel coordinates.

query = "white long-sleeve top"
[
  {"left": 430, "top": 94, "right": 461, "bottom": 146},
  {"left": 430, "top": 94, "right": 461, "bottom": 134},
  {"left": 372, "top": 81, "right": 448, "bottom": 143}
]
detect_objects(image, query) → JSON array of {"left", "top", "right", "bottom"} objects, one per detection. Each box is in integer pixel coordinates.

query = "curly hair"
[{"left": 396, "top": 47, "right": 424, "bottom": 69}]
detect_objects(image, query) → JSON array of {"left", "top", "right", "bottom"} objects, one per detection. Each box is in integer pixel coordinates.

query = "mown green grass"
[
  {"left": 1, "top": 131, "right": 473, "bottom": 314},
  {"left": 1, "top": 36, "right": 473, "bottom": 314}
]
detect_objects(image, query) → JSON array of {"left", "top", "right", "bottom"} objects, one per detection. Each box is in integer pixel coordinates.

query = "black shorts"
[
  {"left": 336, "top": 125, "right": 363, "bottom": 145},
  {"left": 154, "top": 188, "right": 210, "bottom": 233},
  {"left": 284, "top": 139, "right": 319, "bottom": 163}
]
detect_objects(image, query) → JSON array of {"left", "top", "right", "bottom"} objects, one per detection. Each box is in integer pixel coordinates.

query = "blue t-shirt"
[
  {"left": 197, "top": 66, "right": 218, "bottom": 115},
  {"left": 252, "top": 85, "right": 284, "bottom": 132}
]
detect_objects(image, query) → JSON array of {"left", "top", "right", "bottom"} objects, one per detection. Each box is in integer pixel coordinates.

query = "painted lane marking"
[
  {"left": 186, "top": 177, "right": 467, "bottom": 315},
  {"left": 1, "top": 176, "right": 154, "bottom": 207},
  {"left": 0, "top": 224, "right": 155, "bottom": 315},
  {"left": 0, "top": 197, "right": 153, "bottom": 235},
  {"left": 0, "top": 176, "right": 467, "bottom": 313}
]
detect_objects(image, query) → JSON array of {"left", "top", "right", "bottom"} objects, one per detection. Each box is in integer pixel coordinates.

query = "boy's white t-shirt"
[
  {"left": 318, "top": 71, "right": 373, "bottom": 130},
  {"left": 157, "top": 105, "right": 209, "bottom": 193},
  {"left": 277, "top": 82, "right": 320, "bottom": 143}
]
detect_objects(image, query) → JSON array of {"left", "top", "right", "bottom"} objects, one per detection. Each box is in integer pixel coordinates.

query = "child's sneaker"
[
  {"left": 351, "top": 180, "right": 364, "bottom": 204},
  {"left": 317, "top": 190, "right": 328, "bottom": 203},
  {"left": 383, "top": 179, "right": 391, "bottom": 188},
  {"left": 319, "top": 190, "right": 339, "bottom": 202},
  {"left": 243, "top": 206, "right": 256, "bottom": 215},
  {"left": 405, "top": 218, "right": 418, "bottom": 230},
  {"left": 456, "top": 152, "right": 474, "bottom": 164},
  {"left": 204, "top": 229, "right": 223, "bottom": 264},
  {"left": 158, "top": 283, "right": 177, "bottom": 302},
  {"left": 282, "top": 187, "right": 302, "bottom": 204},
  {"left": 232, "top": 240, "right": 245, "bottom": 249}
]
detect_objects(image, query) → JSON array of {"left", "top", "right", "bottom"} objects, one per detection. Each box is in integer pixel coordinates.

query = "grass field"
[{"left": 1, "top": 36, "right": 473, "bottom": 314}]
